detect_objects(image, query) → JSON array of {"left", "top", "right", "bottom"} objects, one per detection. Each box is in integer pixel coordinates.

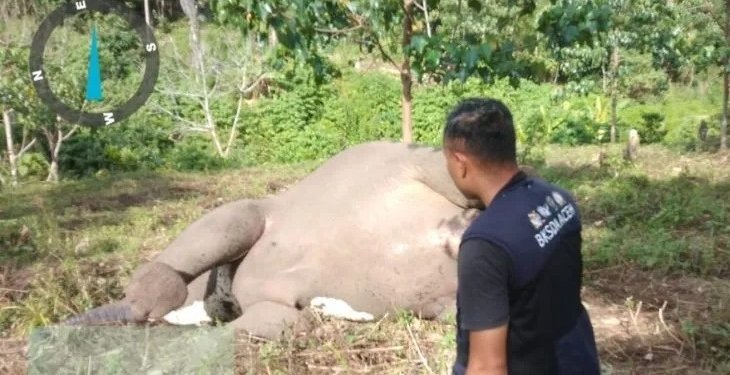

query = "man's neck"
[{"left": 475, "top": 165, "right": 520, "bottom": 205}]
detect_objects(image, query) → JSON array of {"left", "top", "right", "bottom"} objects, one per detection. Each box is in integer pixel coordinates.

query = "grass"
[{"left": 1, "top": 144, "right": 728, "bottom": 374}]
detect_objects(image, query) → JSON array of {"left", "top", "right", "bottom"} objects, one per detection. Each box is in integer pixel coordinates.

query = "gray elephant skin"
[{"left": 65, "top": 141, "right": 498, "bottom": 338}]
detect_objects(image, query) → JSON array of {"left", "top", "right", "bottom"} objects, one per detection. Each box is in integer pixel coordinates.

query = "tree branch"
[
  {"left": 414, "top": 0, "right": 431, "bottom": 37},
  {"left": 153, "top": 102, "right": 208, "bottom": 130},
  {"left": 240, "top": 73, "right": 270, "bottom": 94},
  {"left": 372, "top": 33, "right": 401, "bottom": 71},
  {"left": 17, "top": 138, "right": 36, "bottom": 157},
  {"left": 61, "top": 125, "right": 80, "bottom": 142},
  {"left": 703, "top": 0, "right": 724, "bottom": 27},
  {"left": 155, "top": 89, "right": 205, "bottom": 99},
  {"left": 314, "top": 25, "right": 364, "bottom": 35}
]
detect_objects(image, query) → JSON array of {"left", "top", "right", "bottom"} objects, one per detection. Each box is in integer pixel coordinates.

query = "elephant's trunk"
[{"left": 63, "top": 301, "right": 137, "bottom": 326}]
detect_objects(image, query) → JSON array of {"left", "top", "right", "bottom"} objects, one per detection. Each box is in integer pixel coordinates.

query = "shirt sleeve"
[{"left": 457, "top": 238, "right": 511, "bottom": 331}]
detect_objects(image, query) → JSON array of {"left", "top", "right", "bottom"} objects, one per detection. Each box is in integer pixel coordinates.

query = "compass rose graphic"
[{"left": 29, "top": 0, "right": 160, "bottom": 128}]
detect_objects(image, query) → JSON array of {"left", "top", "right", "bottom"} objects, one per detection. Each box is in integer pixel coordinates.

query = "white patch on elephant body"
[
  {"left": 427, "top": 231, "right": 445, "bottom": 246},
  {"left": 427, "top": 229, "right": 462, "bottom": 259},
  {"left": 309, "top": 297, "right": 375, "bottom": 322},
  {"left": 392, "top": 243, "right": 409, "bottom": 255},
  {"left": 162, "top": 300, "right": 212, "bottom": 326}
]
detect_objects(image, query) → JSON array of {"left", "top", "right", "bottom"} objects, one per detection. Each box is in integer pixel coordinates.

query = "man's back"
[{"left": 454, "top": 173, "right": 600, "bottom": 374}]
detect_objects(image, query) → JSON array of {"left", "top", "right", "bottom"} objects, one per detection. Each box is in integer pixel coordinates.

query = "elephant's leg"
[
  {"left": 203, "top": 261, "right": 243, "bottom": 322},
  {"left": 230, "top": 301, "right": 310, "bottom": 339},
  {"left": 160, "top": 262, "right": 244, "bottom": 326},
  {"left": 65, "top": 199, "right": 267, "bottom": 325},
  {"left": 408, "top": 295, "right": 456, "bottom": 322},
  {"left": 183, "top": 270, "right": 211, "bottom": 306},
  {"left": 153, "top": 199, "right": 266, "bottom": 281},
  {"left": 435, "top": 302, "right": 457, "bottom": 323}
]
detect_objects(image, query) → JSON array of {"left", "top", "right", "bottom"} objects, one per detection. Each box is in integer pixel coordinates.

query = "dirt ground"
[{"left": 1, "top": 267, "right": 726, "bottom": 375}]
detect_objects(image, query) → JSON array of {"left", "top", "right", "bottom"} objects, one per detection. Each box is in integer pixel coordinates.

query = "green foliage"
[
  {"left": 164, "top": 136, "right": 228, "bottom": 171},
  {"left": 18, "top": 152, "right": 49, "bottom": 180},
  {"left": 316, "top": 71, "right": 401, "bottom": 145},
  {"left": 682, "top": 320, "right": 730, "bottom": 369},
  {"left": 635, "top": 112, "right": 667, "bottom": 144},
  {"left": 241, "top": 75, "right": 347, "bottom": 164},
  {"left": 578, "top": 172, "right": 728, "bottom": 275},
  {"left": 619, "top": 52, "right": 669, "bottom": 101},
  {"left": 59, "top": 114, "right": 174, "bottom": 176}
]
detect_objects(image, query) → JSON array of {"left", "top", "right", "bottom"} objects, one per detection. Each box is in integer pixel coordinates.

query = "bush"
[
  {"left": 164, "top": 135, "right": 228, "bottom": 171},
  {"left": 319, "top": 71, "right": 401, "bottom": 145},
  {"left": 635, "top": 112, "right": 668, "bottom": 144},
  {"left": 18, "top": 152, "right": 49, "bottom": 180},
  {"left": 59, "top": 113, "right": 174, "bottom": 176}
]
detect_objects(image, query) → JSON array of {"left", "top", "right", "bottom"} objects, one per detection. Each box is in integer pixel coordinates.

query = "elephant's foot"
[
  {"left": 230, "top": 301, "right": 310, "bottom": 339},
  {"left": 126, "top": 261, "right": 189, "bottom": 321}
]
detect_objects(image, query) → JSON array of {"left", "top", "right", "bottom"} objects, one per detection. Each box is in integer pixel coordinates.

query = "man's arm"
[
  {"left": 457, "top": 239, "right": 512, "bottom": 375},
  {"left": 467, "top": 324, "right": 508, "bottom": 375}
]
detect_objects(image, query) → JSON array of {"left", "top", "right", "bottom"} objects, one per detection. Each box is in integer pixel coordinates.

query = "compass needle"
[{"left": 85, "top": 24, "right": 103, "bottom": 102}]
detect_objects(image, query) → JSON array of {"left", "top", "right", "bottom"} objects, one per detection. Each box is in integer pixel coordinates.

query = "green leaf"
[
  {"left": 479, "top": 44, "right": 492, "bottom": 59},
  {"left": 467, "top": 0, "right": 482, "bottom": 12},
  {"left": 411, "top": 35, "right": 428, "bottom": 54},
  {"left": 425, "top": 49, "right": 441, "bottom": 67}
]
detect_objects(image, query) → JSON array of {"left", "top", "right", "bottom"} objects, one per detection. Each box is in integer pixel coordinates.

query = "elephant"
[{"left": 64, "top": 140, "right": 520, "bottom": 339}]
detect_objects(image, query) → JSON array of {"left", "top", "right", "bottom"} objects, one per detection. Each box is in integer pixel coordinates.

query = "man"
[{"left": 442, "top": 98, "right": 600, "bottom": 375}]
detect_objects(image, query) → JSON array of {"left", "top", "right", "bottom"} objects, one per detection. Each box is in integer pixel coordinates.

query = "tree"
[
  {"left": 155, "top": 0, "right": 271, "bottom": 158},
  {"left": 1, "top": 44, "right": 39, "bottom": 186},
  {"left": 208, "top": 0, "right": 539, "bottom": 143},
  {"left": 538, "top": 0, "right": 677, "bottom": 143},
  {"left": 695, "top": 0, "right": 730, "bottom": 151}
]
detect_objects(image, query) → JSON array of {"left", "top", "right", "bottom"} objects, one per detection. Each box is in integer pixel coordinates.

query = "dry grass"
[
  {"left": 1, "top": 144, "right": 728, "bottom": 374},
  {"left": 1, "top": 270, "right": 726, "bottom": 375}
]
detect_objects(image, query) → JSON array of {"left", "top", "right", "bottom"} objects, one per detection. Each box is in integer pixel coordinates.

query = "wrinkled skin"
[{"left": 65, "top": 141, "right": 491, "bottom": 338}]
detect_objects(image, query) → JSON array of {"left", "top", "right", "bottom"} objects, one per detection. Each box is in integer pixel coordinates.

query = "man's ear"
[{"left": 453, "top": 151, "right": 469, "bottom": 178}]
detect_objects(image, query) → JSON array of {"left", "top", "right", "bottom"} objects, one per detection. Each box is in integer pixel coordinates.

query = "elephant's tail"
[{"left": 63, "top": 301, "right": 137, "bottom": 326}]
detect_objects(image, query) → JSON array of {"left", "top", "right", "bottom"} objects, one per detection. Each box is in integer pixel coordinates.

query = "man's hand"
[{"left": 466, "top": 323, "right": 508, "bottom": 375}]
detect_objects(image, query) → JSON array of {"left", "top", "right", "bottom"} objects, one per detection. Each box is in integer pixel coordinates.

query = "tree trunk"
[
  {"left": 611, "top": 94, "right": 617, "bottom": 144},
  {"left": 722, "top": 0, "right": 729, "bottom": 152},
  {"left": 400, "top": 0, "right": 414, "bottom": 144},
  {"left": 722, "top": 67, "right": 728, "bottom": 152},
  {"left": 44, "top": 128, "right": 59, "bottom": 182},
  {"left": 144, "top": 0, "right": 151, "bottom": 26},
  {"left": 268, "top": 26, "right": 278, "bottom": 48},
  {"left": 47, "top": 159, "right": 59, "bottom": 182},
  {"left": 609, "top": 45, "right": 620, "bottom": 144},
  {"left": 44, "top": 117, "right": 78, "bottom": 183},
  {"left": 3, "top": 109, "right": 18, "bottom": 186}
]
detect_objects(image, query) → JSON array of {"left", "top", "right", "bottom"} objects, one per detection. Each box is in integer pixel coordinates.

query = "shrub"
[
  {"left": 18, "top": 152, "right": 49, "bottom": 180},
  {"left": 59, "top": 113, "right": 174, "bottom": 176},
  {"left": 164, "top": 135, "right": 228, "bottom": 171},
  {"left": 636, "top": 112, "right": 668, "bottom": 144}
]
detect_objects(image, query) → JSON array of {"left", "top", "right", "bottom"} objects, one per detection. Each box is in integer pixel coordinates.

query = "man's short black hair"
[{"left": 443, "top": 97, "right": 517, "bottom": 165}]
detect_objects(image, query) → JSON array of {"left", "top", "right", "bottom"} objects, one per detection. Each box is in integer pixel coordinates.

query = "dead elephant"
[{"left": 65, "top": 141, "right": 503, "bottom": 338}]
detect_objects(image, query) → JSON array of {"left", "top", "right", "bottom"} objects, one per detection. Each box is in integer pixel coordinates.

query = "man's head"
[{"left": 442, "top": 97, "right": 518, "bottom": 201}]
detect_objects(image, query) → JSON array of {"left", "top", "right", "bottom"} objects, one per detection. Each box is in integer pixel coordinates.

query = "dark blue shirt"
[{"left": 453, "top": 171, "right": 600, "bottom": 375}]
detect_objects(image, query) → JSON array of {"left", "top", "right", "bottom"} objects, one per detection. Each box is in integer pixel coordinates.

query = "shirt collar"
[{"left": 495, "top": 170, "right": 528, "bottom": 197}]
